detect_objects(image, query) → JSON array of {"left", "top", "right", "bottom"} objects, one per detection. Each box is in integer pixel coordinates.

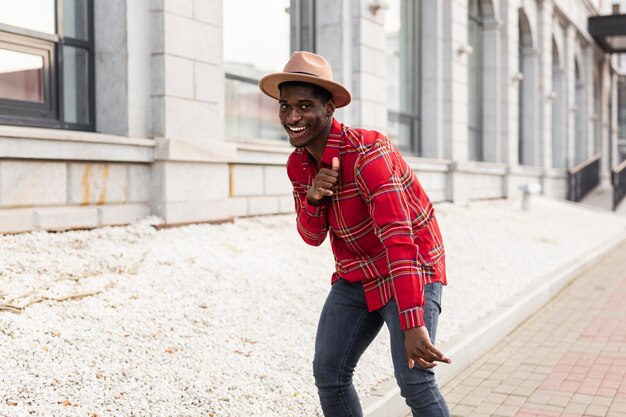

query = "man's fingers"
[
  {"left": 407, "top": 358, "right": 415, "bottom": 369},
  {"left": 331, "top": 157, "right": 340, "bottom": 172},
  {"left": 419, "top": 338, "right": 452, "bottom": 364},
  {"left": 425, "top": 345, "right": 451, "bottom": 364},
  {"left": 415, "top": 358, "right": 437, "bottom": 369}
]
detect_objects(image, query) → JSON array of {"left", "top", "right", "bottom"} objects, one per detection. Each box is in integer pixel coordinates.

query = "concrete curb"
[{"left": 362, "top": 230, "right": 626, "bottom": 417}]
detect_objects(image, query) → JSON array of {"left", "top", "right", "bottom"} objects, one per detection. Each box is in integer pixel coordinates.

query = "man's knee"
[
  {"left": 313, "top": 355, "right": 353, "bottom": 389},
  {"left": 400, "top": 380, "right": 449, "bottom": 417}
]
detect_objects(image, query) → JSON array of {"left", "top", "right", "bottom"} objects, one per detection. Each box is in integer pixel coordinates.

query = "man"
[{"left": 259, "top": 51, "right": 451, "bottom": 417}]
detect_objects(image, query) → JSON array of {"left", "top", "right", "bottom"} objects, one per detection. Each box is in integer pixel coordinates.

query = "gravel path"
[{"left": 1, "top": 196, "right": 625, "bottom": 417}]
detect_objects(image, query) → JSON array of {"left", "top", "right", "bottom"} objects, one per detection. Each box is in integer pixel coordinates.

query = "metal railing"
[
  {"left": 612, "top": 159, "right": 626, "bottom": 210},
  {"left": 567, "top": 153, "right": 601, "bottom": 202}
]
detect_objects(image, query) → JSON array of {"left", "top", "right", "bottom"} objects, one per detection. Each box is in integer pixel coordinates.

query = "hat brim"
[{"left": 258, "top": 73, "right": 351, "bottom": 108}]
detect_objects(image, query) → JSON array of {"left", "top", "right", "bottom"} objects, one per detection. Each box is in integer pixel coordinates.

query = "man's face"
[{"left": 278, "top": 84, "right": 333, "bottom": 149}]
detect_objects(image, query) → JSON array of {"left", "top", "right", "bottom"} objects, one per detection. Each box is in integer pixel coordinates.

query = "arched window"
[
  {"left": 574, "top": 58, "right": 585, "bottom": 164},
  {"left": 552, "top": 37, "right": 566, "bottom": 168},
  {"left": 618, "top": 77, "right": 626, "bottom": 163},
  {"left": 468, "top": 0, "right": 484, "bottom": 161},
  {"left": 518, "top": 9, "right": 537, "bottom": 165},
  {"left": 593, "top": 63, "right": 602, "bottom": 155}
]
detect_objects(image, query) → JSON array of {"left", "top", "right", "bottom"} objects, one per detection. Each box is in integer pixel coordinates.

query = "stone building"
[{"left": 0, "top": 0, "right": 625, "bottom": 232}]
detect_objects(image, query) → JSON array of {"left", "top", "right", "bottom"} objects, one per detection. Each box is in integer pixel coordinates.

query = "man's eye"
[
  {"left": 280, "top": 104, "right": 288, "bottom": 110},
  {"left": 301, "top": 104, "right": 311, "bottom": 109}
]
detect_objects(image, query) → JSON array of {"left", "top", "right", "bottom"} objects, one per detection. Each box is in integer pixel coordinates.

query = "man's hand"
[
  {"left": 404, "top": 326, "right": 451, "bottom": 369},
  {"left": 307, "top": 157, "right": 340, "bottom": 206}
]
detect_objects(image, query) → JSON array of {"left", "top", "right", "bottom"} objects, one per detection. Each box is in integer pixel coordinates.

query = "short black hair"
[{"left": 278, "top": 81, "right": 333, "bottom": 103}]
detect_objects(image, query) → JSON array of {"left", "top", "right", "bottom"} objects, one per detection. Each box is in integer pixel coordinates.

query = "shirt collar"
[
  {"left": 319, "top": 118, "right": 343, "bottom": 168},
  {"left": 300, "top": 118, "right": 343, "bottom": 168}
]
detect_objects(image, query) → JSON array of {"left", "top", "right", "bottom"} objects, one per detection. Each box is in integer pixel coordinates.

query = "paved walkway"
[{"left": 440, "top": 239, "right": 626, "bottom": 417}]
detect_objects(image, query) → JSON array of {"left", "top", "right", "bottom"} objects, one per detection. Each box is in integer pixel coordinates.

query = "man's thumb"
[{"left": 332, "top": 157, "right": 340, "bottom": 172}]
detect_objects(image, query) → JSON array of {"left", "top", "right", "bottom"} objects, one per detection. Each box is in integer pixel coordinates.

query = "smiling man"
[{"left": 259, "top": 51, "right": 451, "bottom": 417}]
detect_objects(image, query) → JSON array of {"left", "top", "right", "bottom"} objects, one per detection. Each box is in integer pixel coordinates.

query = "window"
[
  {"left": 618, "top": 78, "right": 626, "bottom": 163},
  {"left": 468, "top": 0, "right": 484, "bottom": 161},
  {"left": 0, "top": 0, "right": 94, "bottom": 130},
  {"left": 385, "top": 0, "right": 420, "bottom": 155},
  {"left": 224, "top": 0, "right": 315, "bottom": 141}
]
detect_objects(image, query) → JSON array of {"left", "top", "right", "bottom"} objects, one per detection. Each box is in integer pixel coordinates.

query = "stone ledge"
[
  {"left": 0, "top": 125, "right": 154, "bottom": 146},
  {"left": 33, "top": 206, "right": 99, "bottom": 231},
  {"left": 0, "top": 204, "right": 152, "bottom": 233},
  {"left": 98, "top": 204, "right": 151, "bottom": 226},
  {"left": 0, "top": 133, "right": 154, "bottom": 163}
]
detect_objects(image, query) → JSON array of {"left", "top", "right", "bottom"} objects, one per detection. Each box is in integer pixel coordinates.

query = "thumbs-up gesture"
[{"left": 307, "top": 157, "right": 340, "bottom": 206}]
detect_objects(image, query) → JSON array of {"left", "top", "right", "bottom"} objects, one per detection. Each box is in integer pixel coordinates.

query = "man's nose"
[{"left": 288, "top": 108, "right": 302, "bottom": 123}]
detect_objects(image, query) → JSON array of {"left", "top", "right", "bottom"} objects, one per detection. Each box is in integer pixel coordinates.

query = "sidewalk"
[{"left": 441, "top": 239, "right": 626, "bottom": 417}]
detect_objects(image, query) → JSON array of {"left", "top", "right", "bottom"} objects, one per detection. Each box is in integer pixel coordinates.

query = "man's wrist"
[{"left": 403, "top": 324, "right": 423, "bottom": 332}]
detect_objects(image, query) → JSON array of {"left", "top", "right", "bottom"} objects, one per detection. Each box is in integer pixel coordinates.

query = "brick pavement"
[{"left": 441, "top": 239, "right": 626, "bottom": 417}]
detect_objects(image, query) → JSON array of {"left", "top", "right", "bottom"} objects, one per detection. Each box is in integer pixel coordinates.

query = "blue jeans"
[{"left": 313, "top": 280, "right": 450, "bottom": 417}]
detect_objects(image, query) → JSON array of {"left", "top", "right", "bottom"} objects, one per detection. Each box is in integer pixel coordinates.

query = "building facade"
[{"left": 0, "top": 0, "right": 625, "bottom": 232}]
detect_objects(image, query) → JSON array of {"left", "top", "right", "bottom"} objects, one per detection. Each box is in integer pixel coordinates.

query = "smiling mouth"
[{"left": 287, "top": 125, "right": 307, "bottom": 133}]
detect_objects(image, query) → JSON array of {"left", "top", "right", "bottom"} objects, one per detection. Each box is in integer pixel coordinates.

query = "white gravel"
[{"left": 1, "top": 196, "right": 625, "bottom": 417}]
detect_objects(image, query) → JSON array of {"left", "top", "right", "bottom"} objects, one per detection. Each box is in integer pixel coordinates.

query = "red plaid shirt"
[{"left": 287, "top": 119, "right": 447, "bottom": 330}]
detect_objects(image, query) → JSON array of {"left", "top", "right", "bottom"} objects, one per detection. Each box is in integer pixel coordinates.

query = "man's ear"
[{"left": 326, "top": 102, "right": 336, "bottom": 117}]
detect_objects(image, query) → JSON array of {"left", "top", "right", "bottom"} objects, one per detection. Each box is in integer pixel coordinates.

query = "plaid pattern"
[{"left": 287, "top": 119, "right": 447, "bottom": 330}]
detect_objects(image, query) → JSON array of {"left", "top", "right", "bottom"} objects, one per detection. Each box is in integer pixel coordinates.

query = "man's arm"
[
  {"left": 354, "top": 142, "right": 450, "bottom": 368},
  {"left": 288, "top": 157, "right": 340, "bottom": 246}
]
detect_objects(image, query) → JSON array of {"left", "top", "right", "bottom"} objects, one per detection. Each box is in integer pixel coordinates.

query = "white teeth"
[{"left": 289, "top": 126, "right": 306, "bottom": 132}]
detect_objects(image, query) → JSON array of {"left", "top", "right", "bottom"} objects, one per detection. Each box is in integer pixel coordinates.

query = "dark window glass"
[
  {"left": 63, "top": 0, "right": 89, "bottom": 40},
  {"left": 62, "top": 46, "right": 89, "bottom": 124},
  {"left": 290, "top": 0, "right": 315, "bottom": 53},
  {"left": 617, "top": 81, "right": 626, "bottom": 161},
  {"left": 0, "top": 49, "right": 44, "bottom": 102},
  {"left": 468, "top": 0, "right": 484, "bottom": 161}
]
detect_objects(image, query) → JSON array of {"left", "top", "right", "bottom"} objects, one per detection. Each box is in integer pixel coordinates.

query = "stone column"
[
  {"left": 316, "top": 0, "right": 354, "bottom": 124},
  {"left": 318, "top": 0, "right": 387, "bottom": 132},
  {"left": 538, "top": 0, "right": 553, "bottom": 172},
  {"left": 446, "top": 0, "right": 472, "bottom": 202},
  {"left": 149, "top": 0, "right": 235, "bottom": 224},
  {"left": 95, "top": 0, "right": 152, "bottom": 137},
  {"left": 499, "top": 0, "right": 519, "bottom": 167}
]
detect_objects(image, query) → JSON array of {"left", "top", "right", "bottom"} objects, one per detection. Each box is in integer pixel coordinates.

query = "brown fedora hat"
[{"left": 258, "top": 51, "right": 351, "bottom": 108}]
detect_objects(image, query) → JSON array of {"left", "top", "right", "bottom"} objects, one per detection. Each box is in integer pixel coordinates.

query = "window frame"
[
  {"left": 0, "top": 31, "right": 57, "bottom": 125},
  {"left": 0, "top": 0, "right": 95, "bottom": 131},
  {"left": 386, "top": 0, "right": 421, "bottom": 156},
  {"left": 468, "top": 0, "right": 485, "bottom": 161},
  {"left": 224, "top": 0, "right": 316, "bottom": 142}
]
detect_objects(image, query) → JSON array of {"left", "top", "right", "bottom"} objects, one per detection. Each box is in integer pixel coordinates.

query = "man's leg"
[
  {"left": 380, "top": 282, "right": 450, "bottom": 417},
  {"left": 313, "top": 279, "right": 384, "bottom": 417}
]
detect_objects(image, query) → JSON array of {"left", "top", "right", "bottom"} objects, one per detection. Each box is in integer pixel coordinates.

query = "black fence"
[
  {"left": 567, "top": 154, "right": 601, "bottom": 202},
  {"left": 612, "top": 159, "right": 626, "bottom": 210}
]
